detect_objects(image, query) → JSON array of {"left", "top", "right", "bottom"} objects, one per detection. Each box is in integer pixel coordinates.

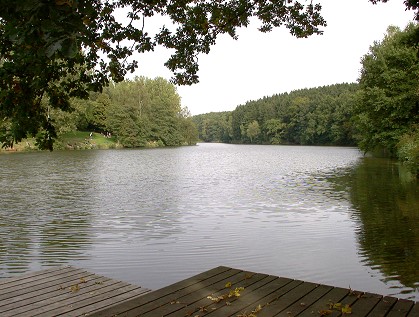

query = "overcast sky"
[{"left": 127, "top": 0, "right": 414, "bottom": 115}]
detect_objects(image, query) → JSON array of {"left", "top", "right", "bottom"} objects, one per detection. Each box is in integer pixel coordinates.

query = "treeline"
[
  {"left": 193, "top": 83, "right": 358, "bottom": 146},
  {"left": 50, "top": 76, "right": 198, "bottom": 147},
  {"left": 193, "top": 23, "right": 418, "bottom": 176}
]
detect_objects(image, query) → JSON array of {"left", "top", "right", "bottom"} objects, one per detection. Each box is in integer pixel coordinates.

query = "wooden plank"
[
  {"left": 201, "top": 275, "right": 286, "bottom": 317},
  {"left": 297, "top": 287, "right": 350, "bottom": 317},
  {"left": 2, "top": 266, "right": 417, "bottom": 317},
  {"left": 105, "top": 268, "right": 246, "bottom": 317},
  {"left": 36, "top": 285, "right": 150, "bottom": 317},
  {"left": 0, "top": 267, "right": 85, "bottom": 297},
  {"left": 0, "top": 271, "right": 98, "bottom": 304},
  {"left": 0, "top": 266, "right": 71, "bottom": 287},
  {"left": 364, "top": 296, "right": 398, "bottom": 317},
  {"left": 217, "top": 277, "right": 303, "bottom": 315},
  {"left": 347, "top": 292, "right": 382, "bottom": 317},
  {"left": 254, "top": 281, "right": 318, "bottom": 317},
  {"left": 386, "top": 299, "right": 415, "bottom": 317},
  {"left": 3, "top": 279, "right": 125, "bottom": 317},
  {"left": 407, "top": 302, "right": 419, "bottom": 317},
  {"left": 0, "top": 266, "right": 80, "bottom": 291},
  {"left": 162, "top": 273, "right": 276, "bottom": 317},
  {"left": 139, "top": 270, "right": 265, "bottom": 317},
  {"left": 87, "top": 266, "right": 234, "bottom": 317},
  {"left": 16, "top": 282, "right": 138, "bottom": 317},
  {"left": 0, "top": 275, "right": 111, "bottom": 313},
  {"left": 65, "top": 287, "right": 151, "bottom": 317},
  {"left": 274, "top": 284, "right": 334, "bottom": 317},
  {"left": 329, "top": 290, "right": 364, "bottom": 317}
]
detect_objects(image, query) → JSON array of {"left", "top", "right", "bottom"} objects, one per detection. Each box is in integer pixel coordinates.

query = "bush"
[{"left": 397, "top": 127, "right": 419, "bottom": 177}]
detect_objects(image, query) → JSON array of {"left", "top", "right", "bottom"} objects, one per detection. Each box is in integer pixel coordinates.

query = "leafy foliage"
[
  {"left": 397, "top": 126, "right": 419, "bottom": 176},
  {"left": 86, "top": 76, "right": 197, "bottom": 147},
  {"left": 2, "top": 76, "right": 199, "bottom": 150},
  {"left": 246, "top": 120, "right": 261, "bottom": 143},
  {"left": 193, "top": 111, "right": 233, "bottom": 143},
  {"left": 193, "top": 83, "right": 359, "bottom": 146},
  {"left": 0, "top": 0, "right": 327, "bottom": 150},
  {"left": 355, "top": 23, "right": 419, "bottom": 167}
]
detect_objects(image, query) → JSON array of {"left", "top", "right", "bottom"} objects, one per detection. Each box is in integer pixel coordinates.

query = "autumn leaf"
[
  {"left": 252, "top": 304, "right": 262, "bottom": 313},
  {"left": 225, "top": 281, "right": 232, "bottom": 288},
  {"left": 207, "top": 295, "right": 226, "bottom": 303},
  {"left": 319, "top": 309, "right": 333, "bottom": 316},
  {"left": 342, "top": 305, "right": 352, "bottom": 314},
  {"left": 69, "top": 284, "right": 80, "bottom": 292},
  {"left": 228, "top": 287, "right": 245, "bottom": 298}
]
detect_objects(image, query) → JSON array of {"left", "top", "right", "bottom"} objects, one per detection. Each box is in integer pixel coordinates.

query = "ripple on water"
[{"left": 0, "top": 145, "right": 418, "bottom": 300}]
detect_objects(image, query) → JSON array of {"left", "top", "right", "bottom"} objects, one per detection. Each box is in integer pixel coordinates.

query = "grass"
[
  {"left": 56, "top": 131, "right": 121, "bottom": 150},
  {"left": 0, "top": 131, "right": 122, "bottom": 153}
]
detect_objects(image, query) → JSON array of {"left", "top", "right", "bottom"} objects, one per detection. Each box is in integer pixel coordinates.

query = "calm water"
[{"left": 0, "top": 143, "right": 418, "bottom": 300}]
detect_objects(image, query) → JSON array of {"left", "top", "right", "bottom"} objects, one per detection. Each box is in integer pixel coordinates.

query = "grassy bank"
[
  {"left": 0, "top": 131, "right": 187, "bottom": 153},
  {"left": 56, "top": 131, "right": 121, "bottom": 150},
  {"left": 0, "top": 131, "right": 122, "bottom": 153}
]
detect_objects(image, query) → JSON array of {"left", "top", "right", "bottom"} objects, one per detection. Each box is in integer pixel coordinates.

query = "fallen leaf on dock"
[
  {"left": 342, "top": 305, "right": 352, "bottom": 314},
  {"left": 69, "top": 284, "right": 80, "bottom": 292},
  {"left": 319, "top": 309, "right": 333, "bottom": 316}
]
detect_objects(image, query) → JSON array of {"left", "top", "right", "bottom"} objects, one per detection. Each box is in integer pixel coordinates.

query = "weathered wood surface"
[
  {"left": 90, "top": 266, "right": 418, "bottom": 317},
  {"left": 0, "top": 266, "right": 151, "bottom": 317},
  {"left": 1, "top": 266, "right": 417, "bottom": 317}
]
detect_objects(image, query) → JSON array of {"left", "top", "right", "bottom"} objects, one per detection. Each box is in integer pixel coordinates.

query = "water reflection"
[
  {"left": 0, "top": 152, "right": 94, "bottom": 275},
  {"left": 329, "top": 157, "right": 419, "bottom": 298}
]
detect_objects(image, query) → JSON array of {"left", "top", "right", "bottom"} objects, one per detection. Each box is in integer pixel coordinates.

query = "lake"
[{"left": 0, "top": 143, "right": 418, "bottom": 300}]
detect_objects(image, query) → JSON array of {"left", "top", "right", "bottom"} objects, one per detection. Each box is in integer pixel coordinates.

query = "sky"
[{"left": 126, "top": 0, "right": 415, "bottom": 116}]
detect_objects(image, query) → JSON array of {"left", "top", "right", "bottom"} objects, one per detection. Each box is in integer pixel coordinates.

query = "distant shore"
[{"left": 0, "top": 131, "right": 171, "bottom": 153}]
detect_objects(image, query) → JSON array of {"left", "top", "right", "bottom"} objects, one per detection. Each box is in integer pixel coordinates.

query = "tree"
[
  {"left": 0, "top": 1, "right": 416, "bottom": 150},
  {"left": 247, "top": 120, "right": 260, "bottom": 143},
  {"left": 355, "top": 23, "right": 419, "bottom": 158},
  {"left": 180, "top": 117, "right": 199, "bottom": 145},
  {"left": 265, "top": 118, "right": 286, "bottom": 144},
  {"left": 0, "top": 0, "right": 326, "bottom": 150}
]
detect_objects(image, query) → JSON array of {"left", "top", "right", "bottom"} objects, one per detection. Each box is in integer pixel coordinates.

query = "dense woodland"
[
  {"left": 48, "top": 76, "right": 199, "bottom": 147},
  {"left": 193, "top": 83, "right": 358, "bottom": 146}
]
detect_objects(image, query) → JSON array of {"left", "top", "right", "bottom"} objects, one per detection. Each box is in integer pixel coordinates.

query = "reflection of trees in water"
[
  {"left": 0, "top": 208, "right": 93, "bottom": 276},
  {"left": 331, "top": 157, "right": 419, "bottom": 291},
  {"left": 0, "top": 152, "right": 95, "bottom": 276}
]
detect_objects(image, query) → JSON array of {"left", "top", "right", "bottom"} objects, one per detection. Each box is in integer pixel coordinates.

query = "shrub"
[{"left": 397, "top": 127, "right": 419, "bottom": 177}]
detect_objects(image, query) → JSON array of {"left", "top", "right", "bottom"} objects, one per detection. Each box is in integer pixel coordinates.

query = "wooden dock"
[
  {"left": 0, "top": 266, "right": 151, "bottom": 317},
  {"left": 0, "top": 266, "right": 417, "bottom": 317}
]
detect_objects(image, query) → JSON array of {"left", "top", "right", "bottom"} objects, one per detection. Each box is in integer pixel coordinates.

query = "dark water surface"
[{"left": 0, "top": 143, "right": 418, "bottom": 300}]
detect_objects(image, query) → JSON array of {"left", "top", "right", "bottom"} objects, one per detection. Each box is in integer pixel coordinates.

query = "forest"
[
  {"left": 44, "top": 76, "right": 199, "bottom": 148},
  {"left": 193, "top": 83, "right": 358, "bottom": 146},
  {"left": 193, "top": 24, "right": 419, "bottom": 176}
]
